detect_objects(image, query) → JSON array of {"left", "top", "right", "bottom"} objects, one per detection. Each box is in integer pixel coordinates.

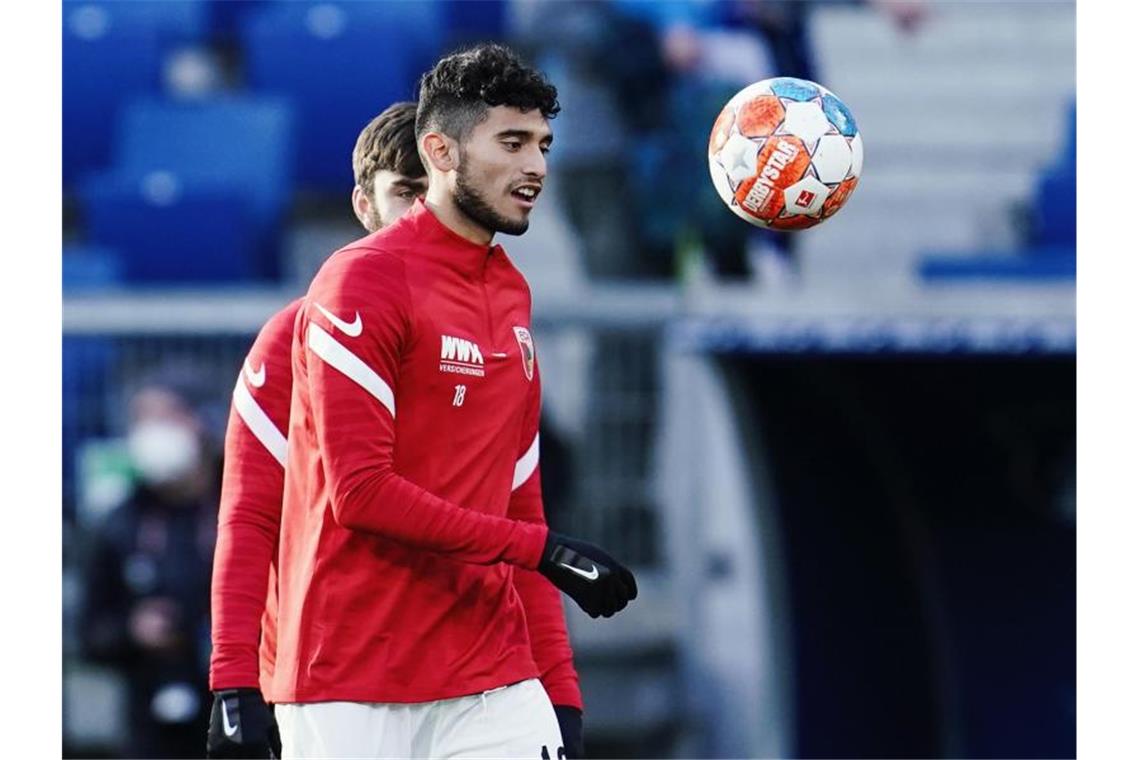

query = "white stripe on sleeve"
[
  {"left": 512, "top": 433, "right": 540, "bottom": 491},
  {"left": 307, "top": 322, "right": 397, "bottom": 419},
  {"left": 232, "top": 377, "right": 288, "bottom": 467}
]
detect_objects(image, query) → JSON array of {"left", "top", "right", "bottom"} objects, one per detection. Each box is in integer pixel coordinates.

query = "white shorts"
[{"left": 275, "top": 678, "right": 564, "bottom": 759}]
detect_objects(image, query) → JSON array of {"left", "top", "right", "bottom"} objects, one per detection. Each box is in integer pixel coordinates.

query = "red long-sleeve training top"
[
  {"left": 210, "top": 299, "right": 298, "bottom": 695},
  {"left": 212, "top": 199, "right": 579, "bottom": 707}
]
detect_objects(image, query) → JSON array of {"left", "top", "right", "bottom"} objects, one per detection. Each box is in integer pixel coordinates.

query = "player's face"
[
  {"left": 354, "top": 171, "right": 428, "bottom": 233},
  {"left": 453, "top": 106, "right": 551, "bottom": 236}
]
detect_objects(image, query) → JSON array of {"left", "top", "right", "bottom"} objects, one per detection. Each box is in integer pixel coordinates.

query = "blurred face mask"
[{"left": 128, "top": 420, "right": 201, "bottom": 487}]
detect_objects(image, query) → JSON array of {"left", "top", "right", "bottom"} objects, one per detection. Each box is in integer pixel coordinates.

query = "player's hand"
[
  {"left": 538, "top": 531, "right": 637, "bottom": 618},
  {"left": 553, "top": 705, "right": 584, "bottom": 758},
  {"left": 207, "top": 688, "right": 281, "bottom": 759}
]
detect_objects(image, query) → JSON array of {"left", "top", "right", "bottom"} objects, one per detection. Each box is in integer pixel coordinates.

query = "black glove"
[
  {"left": 207, "top": 688, "right": 281, "bottom": 759},
  {"left": 538, "top": 531, "right": 637, "bottom": 618},
  {"left": 554, "top": 705, "right": 584, "bottom": 759}
]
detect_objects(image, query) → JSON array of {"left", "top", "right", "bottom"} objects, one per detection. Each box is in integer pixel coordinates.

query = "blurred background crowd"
[{"left": 62, "top": 1, "right": 1075, "bottom": 758}]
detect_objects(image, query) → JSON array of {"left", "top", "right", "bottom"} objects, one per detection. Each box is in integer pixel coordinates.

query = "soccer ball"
[{"left": 708, "top": 77, "right": 863, "bottom": 230}]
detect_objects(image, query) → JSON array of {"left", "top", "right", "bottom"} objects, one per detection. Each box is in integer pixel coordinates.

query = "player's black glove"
[
  {"left": 538, "top": 531, "right": 637, "bottom": 618},
  {"left": 554, "top": 705, "right": 584, "bottom": 759},
  {"left": 206, "top": 688, "right": 281, "bottom": 759}
]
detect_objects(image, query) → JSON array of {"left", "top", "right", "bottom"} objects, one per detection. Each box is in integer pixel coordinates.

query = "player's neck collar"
[{"left": 409, "top": 199, "right": 500, "bottom": 275}]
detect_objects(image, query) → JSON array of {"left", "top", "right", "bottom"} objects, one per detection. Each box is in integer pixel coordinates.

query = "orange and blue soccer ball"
[{"left": 708, "top": 77, "right": 863, "bottom": 230}]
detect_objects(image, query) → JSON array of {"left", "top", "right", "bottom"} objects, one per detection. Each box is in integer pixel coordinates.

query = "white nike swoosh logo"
[
  {"left": 244, "top": 359, "right": 266, "bottom": 388},
  {"left": 222, "top": 702, "right": 238, "bottom": 737},
  {"left": 315, "top": 302, "right": 363, "bottom": 337},
  {"left": 560, "top": 562, "right": 600, "bottom": 581}
]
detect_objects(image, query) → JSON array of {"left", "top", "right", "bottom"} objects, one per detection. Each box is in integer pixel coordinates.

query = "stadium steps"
[
  {"left": 816, "top": 169, "right": 1037, "bottom": 254},
  {"left": 804, "top": 0, "right": 1074, "bottom": 285}
]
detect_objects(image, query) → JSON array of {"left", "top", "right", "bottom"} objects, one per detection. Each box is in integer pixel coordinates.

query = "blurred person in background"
[
  {"left": 624, "top": 0, "right": 770, "bottom": 281},
  {"left": 514, "top": 0, "right": 674, "bottom": 280},
  {"left": 722, "top": 0, "right": 930, "bottom": 282},
  {"left": 730, "top": 0, "right": 929, "bottom": 84},
  {"left": 614, "top": 0, "right": 929, "bottom": 283},
  {"left": 207, "top": 101, "right": 427, "bottom": 759},
  {"left": 268, "top": 44, "right": 636, "bottom": 759},
  {"left": 80, "top": 374, "right": 221, "bottom": 759}
]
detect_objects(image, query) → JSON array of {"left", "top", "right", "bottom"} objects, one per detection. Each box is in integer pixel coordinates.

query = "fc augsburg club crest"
[{"left": 513, "top": 326, "right": 534, "bottom": 381}]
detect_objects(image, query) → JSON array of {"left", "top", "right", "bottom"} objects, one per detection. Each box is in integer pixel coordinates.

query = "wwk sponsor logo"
[{"left": 440, "top": 335, "right": 485, "bottom": 377}]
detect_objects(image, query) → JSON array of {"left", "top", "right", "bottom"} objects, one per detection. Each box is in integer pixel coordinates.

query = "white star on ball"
[{"left": 720, "top": 132, "right": 760, "bottom": 185}]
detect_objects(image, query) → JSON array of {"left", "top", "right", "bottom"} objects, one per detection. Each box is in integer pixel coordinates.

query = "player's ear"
[
  {"left": 351, "top": 184, "right": 372, "bottom": 229},
  {"left": 420, "top": 132, "right": 457, "bottom": 173}
]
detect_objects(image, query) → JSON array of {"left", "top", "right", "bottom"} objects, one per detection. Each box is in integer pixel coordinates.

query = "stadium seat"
[
  {"left": 1033, "top": 99, "right": 1075, "bottom": 247},
  {"left": 1034, "top": 168, "right": 1076, "bottom": 247},
  {"left": 81, "top": 172, "right": 261, "bottom": 283},
  {"left": 112, "top": 96, "right": 294, "bottom": 227},
  {"left": 70, "top": 0, "right": 210, "bottom": 40},
  {"left": 441, "top": 0, "right": 507, "bottom": 45},
  {"left": 63, "top": 244, "right": 124, "bottom": 291},
  {"left": 64, "top": 7, "right": 161, "bottom": 184},
  {"left": 206, "top": 0, "right": 266, "bottom": 43},
  {"left": 63, "top": 1, "right": 210, "bottom": 185},
  {"left": 918, "top": 247, "right": 1076, "bottom": 283},
  {"left": 240, "top": 1, "right": 441, "bottom": 190},
  {"left": 79, "top": 96, "right": 294, "bottom": 282},
  {"left": 918, "top": 97, "right": 1075, "bottom": 283}
]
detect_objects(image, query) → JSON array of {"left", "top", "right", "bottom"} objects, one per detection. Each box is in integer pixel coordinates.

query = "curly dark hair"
[
  {"left": 416, "top": 43, "right": 560, "bottom": 143},
  {"left": 352, "top": 101, "right": 424, "bottom": 196}
]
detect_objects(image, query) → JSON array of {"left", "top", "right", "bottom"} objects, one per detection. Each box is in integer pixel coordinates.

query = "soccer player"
[
  {"left": 270, "top": 44, "right": 637, "bottom": 759},
  {"left": 206, "top": 102, "right": 428, "bottom": 759}
]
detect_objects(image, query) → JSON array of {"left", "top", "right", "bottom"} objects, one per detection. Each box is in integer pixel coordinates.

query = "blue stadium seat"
[
  {"left": 206, "top": 0, "right": 267, "bottom": 42},
  {"left": 1033, "top": 99, "right": 1075, "bottom": 247},
  {"left": 1034, "top": 168, "right": 1076, "bottom": 247},
  {"left": 240, "top": 1, "right": 442, "bottom": 190},
  {"left": 112, "top": 96, "right": 294, "bottom": 227},
  {"left": 63, "top": 244, "right": 124, "bottom": 291},
  {"left": 442, "top": 0, "right": 507, "bottom": 45},
  {"left": 81, "top": 172, "right": 261, "bottom": 282},
  {"left": 63, "top": 1, "right": 210, "bottom": 185},
  {"left": 919, "top": 99, "right": 1075, "bottom": 283},
  {"left": 64, "top": 7, "right": 161, "bottom": 184},
  {"left": 79, "top": 96, "right": 293, "bottom": 282},
  {"left": 69, "top": 0, "right": 210, "bottom": 40},
  {"left": 919, "top": 247, "right": 1076, "bottom": 283}
]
